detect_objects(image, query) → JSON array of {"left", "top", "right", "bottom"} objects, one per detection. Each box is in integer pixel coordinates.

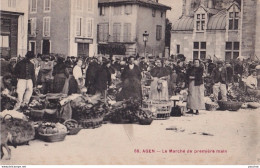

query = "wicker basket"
[
  {"left": 139, "top": 118, "right": 153, "bottom": 125},
  {"left": 217, "top": 101, "right": 243, "bottom": 111},
  {"left": 205, "top": 103, "right": 219, "bottom": 111},
  {"left": 64, "top": 119, "right": 82, "bottom": 135},
  {"left": 78, "top": 117, "right": 103, "bottom": 129},
  {"left": 38, "top": 132, "right": 67, "bottom": 142}
]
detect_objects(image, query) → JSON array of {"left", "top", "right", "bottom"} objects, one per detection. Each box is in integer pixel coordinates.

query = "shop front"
[
  {"left": 75, "top": 38, "right": 93, "bottom": 58},
  {"left": 0, "top": 11, "right": 23, "bottom": 59}
]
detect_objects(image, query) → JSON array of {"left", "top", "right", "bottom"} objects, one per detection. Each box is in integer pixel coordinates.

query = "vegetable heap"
[{"left": 106, "top": 99, "right": 153, "bottom": 124}]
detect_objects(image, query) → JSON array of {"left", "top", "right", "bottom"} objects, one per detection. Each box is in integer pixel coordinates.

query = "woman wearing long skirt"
[
  {"left": 150, "top": 59, "right": 170, "bottom": 101},
  {"left": 52, "top": 57, "right": 69, "bottom": 93},
  {"left": 187, "top": 59, "right": 205, "bottom": 115}
]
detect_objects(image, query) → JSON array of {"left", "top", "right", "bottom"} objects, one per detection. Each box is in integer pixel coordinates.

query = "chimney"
[{"left": 208, "top": 0, "right": 214, "bottom": 8}]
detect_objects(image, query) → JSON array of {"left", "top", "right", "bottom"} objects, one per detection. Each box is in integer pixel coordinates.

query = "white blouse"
[{"left": 73, "top": 65, "right": 83, "bottom": 80}]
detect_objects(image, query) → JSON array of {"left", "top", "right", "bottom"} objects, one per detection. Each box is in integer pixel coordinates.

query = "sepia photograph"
[{"left": 0, "top": 0, "right": 260, "bottom": 166}]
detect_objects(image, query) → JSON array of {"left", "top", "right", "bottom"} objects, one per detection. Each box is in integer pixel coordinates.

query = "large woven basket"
[
  {"left": 78, "top": 117, "right": 103, "bottom": 129},
  {"left": 38, "top": 132, "right": 68, "bottom": 142},
  {"left": 217, "top": 101, "right": 242, "bottom": 111},
  {"left": 205, "top": 103, "right": 219, "bottom": 111}
]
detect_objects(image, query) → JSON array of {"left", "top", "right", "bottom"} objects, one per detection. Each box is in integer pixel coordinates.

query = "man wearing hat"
[
  {"left": 13, "top": 51, "right": 36, "bottom": 110},
  {"left": 211, "top": 60, "right": 228, "bottom": 102}
]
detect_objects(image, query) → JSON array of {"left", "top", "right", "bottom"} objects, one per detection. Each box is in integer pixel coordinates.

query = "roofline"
[
  {"left": 0, "top": 10, "right": 24, "bottom": 16},
  {"left": 98, "top": 1, "right": 171, "bottom": 10}
]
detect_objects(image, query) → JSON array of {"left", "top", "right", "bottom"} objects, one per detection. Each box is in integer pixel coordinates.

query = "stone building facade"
[
  {"left": 28, "top": 0, "right": 98, "bottom": 58},
  {"left": 97, "top": 0, "right": 171, "bottom": 57},
  {"left": 0, "top": 0, "right": 29, "bottom": 58},
  {"left": 171, "top": 0, "right": 260, "bottom": 61}
]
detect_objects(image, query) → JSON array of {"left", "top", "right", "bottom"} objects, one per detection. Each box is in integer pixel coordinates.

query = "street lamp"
[{"left": 143, "top": 31, "right": 149, "bottom": 58}]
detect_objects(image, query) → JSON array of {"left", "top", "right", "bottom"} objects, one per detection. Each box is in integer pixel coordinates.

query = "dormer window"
[
  {"left": 229, "top": 11, "right": 239, "bottom": 30},
  {"left": 227, "top": 3, "right": 240, "bottom": 30},
  {"left": 196, "top": 13, "right": 206, "bottom": 31}
]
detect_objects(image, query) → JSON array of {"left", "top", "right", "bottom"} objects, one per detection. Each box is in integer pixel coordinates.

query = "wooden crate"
[{"left": 143, "top": 100, "right": 172, "bottom": 120}]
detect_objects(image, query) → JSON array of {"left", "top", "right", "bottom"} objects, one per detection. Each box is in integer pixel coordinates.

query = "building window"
[
  {"left": 76, "top": 0, "right": 82, "bottom": 10},
  {"left": 177, "top": 45, "right": 180, "bottom": 54},
  {"left": 113, "top": 23, "right": 121, "bottom": 42},
  {"left": 30, "top": 0, "right": 37, "bottom": 13},
  {"left": 225, "top": 42, "right": 239, "bottom": 61},
  {"left": 152, "top": 9, "right": 156, "bottom": 17},
  {"left": 161, "top": 11, "right": 163, "bottom": 18},
  {"left": 8, "top": 0, "right": 16, "bottom": 8},
  {"left": 44, "top": 0, "right": 51, "bottom": 12},
  {"left": 156, "top": 25, "right": 162, "bottom": 41},
  {"left": 87, "top": 0, "right": 93, "bottom": 12},
  {"left": 123, "top": 23, "right": 131, "bottom": 42},
  {"left": 76, "top": 17, "right": 82, "bottom": 36},
  {"left": 100, "top": 6, "right": 106, "bottom": 16},
  {"left": 196, "top": 13, "right": 206, "bottom": 31},
  {"left": 98, "top": 23, "right": 109, "bottom": 42},
  {"left": 125, "top": 5, "right": 132, "bottom": 15},
  {"left": 0, "top": 35, "right": 9, "bottom": 48},
  {"left": 229, "top": 12, "right": 239, "bottom": 30},
  {"left": 29, "top": 18, "right": 37, "bottom": 36},
  {"left": 87, "top": 19, "right": 93, "bottom": 37},
  {"left": 193, "top": 42, "right": 206, "bottom": 60},
  {"left": 114, "top": 6, "right": 122, "bottom": 15},
  {"left": 43, "top": 17, "right": 50, "bottom": 37}
]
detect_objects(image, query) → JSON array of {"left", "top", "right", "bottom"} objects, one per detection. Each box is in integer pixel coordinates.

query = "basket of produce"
[
  {"left": 205, "top": 102, "right": 219, "bottom": 111},
  {"left": 63, "top": 119, "right": 82, "bottom": 135},
  {"left": 78, "top": 117, "right": 104, "bottom": 129},
  {"left": 217, "top": 101, "right": 243, "bottom": 111},
  {"left": 37, "top": 122, "right": 68, "bottom": 142}
]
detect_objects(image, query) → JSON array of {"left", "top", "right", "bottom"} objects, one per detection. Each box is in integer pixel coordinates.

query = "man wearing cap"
[
  {"left": 13, "top": 51, "right": 36, "bottom": 110},
  {"left": 211, "top": 61, "right": 228, "bottom": 101}
]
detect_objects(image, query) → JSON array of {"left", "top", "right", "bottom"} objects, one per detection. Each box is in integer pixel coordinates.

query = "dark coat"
[
  {"left": 118, "top": 65, "right": 142, "bottom": 100},
  {"left": 187, "top": 66, "right": 204, "bottom": 86},
  {"left": 211, "top": 67, "right": 227, "bottom": 84},
  {"left": 85, "top": 62, "right": 101, "bottom": 94},
  {"left": 14, "top": 58, "right": 36, "bottom": 86},
  {"left": 95, "top": 65, "right": 111, "bottom": 92},
  {"left": 150, "top": 66, "right": 170, "bottom": 78}
]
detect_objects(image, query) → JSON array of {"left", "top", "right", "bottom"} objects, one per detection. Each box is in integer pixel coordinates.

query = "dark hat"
[
  {"left": 25, "top": 51, "right": 35, "bottom": 59},
  {"left": 216, "top": 60, "right": 223, "bottom": 64}
]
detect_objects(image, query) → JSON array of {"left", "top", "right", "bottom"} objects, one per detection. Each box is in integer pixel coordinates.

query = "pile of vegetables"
[
  {"left": 106, "top": 99, "right": 153, "bottom": 124},
  {"left": 71, "top": 96, "right": 109, "bottom": 121},
  {"left": 29, "top": 99, "right": 45, "bottom": 110},
  {"left": 227, "top": 85, "right": 260, "bottom": 103},
  {"left": 37, "top": 122, "right": 67, "bottom": 135}
]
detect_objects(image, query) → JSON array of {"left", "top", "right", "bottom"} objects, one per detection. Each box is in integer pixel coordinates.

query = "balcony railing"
[{"left": 98, "top": 35, "right": 137, "bottom": 43}]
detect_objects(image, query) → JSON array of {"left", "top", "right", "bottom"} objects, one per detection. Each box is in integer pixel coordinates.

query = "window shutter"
[
  {"left": 123, "top": 23, "right": 127, "bottom": 42},
  {"left": 87, "top": 19, "right": 92, "bottom": 37},
  {"left": 76, "top": 17, "right": 81, "bottom": 36},
  {"left": 104, "top": 24, "right": 109, "bottom": 41},
  {"left": 28, "top": 20, "right": 31, "bottom": 35},
  {"left": 83, "top": 18, "right": 87, "bottom": 37}
]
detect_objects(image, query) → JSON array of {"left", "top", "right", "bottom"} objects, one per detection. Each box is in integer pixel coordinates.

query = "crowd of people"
[{"left": 1, "top": 51, "right": 260, "bottom": 115}]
